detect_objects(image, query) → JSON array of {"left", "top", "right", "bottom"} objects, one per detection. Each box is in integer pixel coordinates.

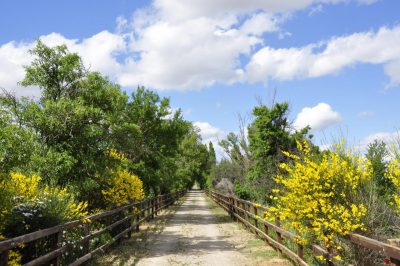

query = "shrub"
[
  {"left": 267, "top": 141, "right": 371, "bottom": 262},
  {"left": 386, "top": 159, "right": 400, "bottom": 209},
  {"left": 0, "top": 172, "right": 87, "bottom": 264},
  {"left": 102, "top": 170, "right": 144, "bottom": 207}
]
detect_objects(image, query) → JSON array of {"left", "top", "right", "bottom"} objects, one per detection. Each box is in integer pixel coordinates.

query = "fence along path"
[
  {"left": 206, "top": 190, "right": 400, "bottom": 266},
  {"left": 132, "top": 190, "right": 284, "bottom": 266},
  {"left": 0, "top": 191, "right": 185, "bottom": 266}
]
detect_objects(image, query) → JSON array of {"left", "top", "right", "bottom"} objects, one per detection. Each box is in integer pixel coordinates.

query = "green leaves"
[
  {"left": 1, "top": 40, "right": 210, "bottom": 210},
  {"left": 20, "top": 40, "right": 86, "bottom": 102}
]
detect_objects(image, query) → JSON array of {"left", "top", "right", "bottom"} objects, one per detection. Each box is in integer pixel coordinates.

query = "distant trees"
[{"left": 210, "top": 101, "right": 312, "bottom": 201}]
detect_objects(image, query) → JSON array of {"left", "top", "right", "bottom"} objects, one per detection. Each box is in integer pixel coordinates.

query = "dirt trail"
[{"left": 93, "top": 190, "right": 290, "bottom": 266}]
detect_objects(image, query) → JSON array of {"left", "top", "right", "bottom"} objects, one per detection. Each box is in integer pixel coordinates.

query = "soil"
[{"left": 92, "top": 190, "right": 291, "bottom": 266}]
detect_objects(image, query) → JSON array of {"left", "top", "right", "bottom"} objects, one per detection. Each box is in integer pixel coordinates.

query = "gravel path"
[
  {"left": 136, "top": 190, "right": 244, "bottom": 265},
  {"left": 93, "top": 190, "right": 290, "bottom": 266},
  {"left": 136, "top": 190, "right": 289, "bottom": 266}
]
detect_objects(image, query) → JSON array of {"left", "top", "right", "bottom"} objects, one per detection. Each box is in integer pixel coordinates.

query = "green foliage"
[
  {"left": 208, "top": 142, "right": 216, "bottom": 168},
  {"left": 366, "top": 139, "right": 392, "bottom": 195},
  {"left": 247, "top": 102, "right": 310, "bottom": 180},
  {"left": 0, "top": 39, "right": 216, "bottom": 264},
  {"left": 247, "top": 102, "right": 311, "bottom": 201},
  {"left": 209, "top": 102, "right": 314, "bottom": 202},
  {"left": 233, "top": 181, "right": 251, "bottom": 200},
  {"left": 1, "top": 41, "right": 211, "bottom": 203},
  {"left": 20, "top": 40, "right": 86, "bottom": 102},
  {"left": 174, "top": 127, "right": 211, "bottom": 190}
]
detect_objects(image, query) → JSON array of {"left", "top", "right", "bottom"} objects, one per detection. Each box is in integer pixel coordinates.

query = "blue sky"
[{"left": 1, "top": 0, "right": 400, "bottom": 157}]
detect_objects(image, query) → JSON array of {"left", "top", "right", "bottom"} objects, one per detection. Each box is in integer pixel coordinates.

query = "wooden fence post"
[
  {"left": 141, "top": 201, "right": 145, "bottom": 221},
  {"left": 263, "top": 223, "right": 269, "bottom": 246},
  {"left": 155, "top": 197, "right": 159, "bottom": 216},
  {"left": 55, "top": 230, "right": 63, "bottom": 266},
  {"left": 128, "top": 206, "right": 133, "bottom": 238},
  {"left": 0, "top": 250, "right": 9, "bottom": 266},
  {"left": 229, "top": 197, "right": 234, "bottom": 219},
  {"left": 297, "top": 244, "right": 304, "bottom": 260},
  {"left": 275, "top": 218, "right": 283, "bottom": 254},
  {"left": 136, "top": 204, "right": 140, "bottom": 232},
  {"left": 234, "top": 199, "right": 239, "bottom": 223},
  {"left": 148, "top": 199, "right": 151, "bottom": 219},
  {"left": 83, "top": 222, "right": 90, "bottom": 255},
  {"left": 253, "top": 205, "right": 258, "bottom": 229},
  {"left": 244, "top": 202, "right": 248, "bottom": 224},
  {"left": 151, "top": 198, "right": 155, "bottom": 219}
]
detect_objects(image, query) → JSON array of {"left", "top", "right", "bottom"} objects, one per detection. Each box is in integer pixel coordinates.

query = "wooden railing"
[
  {"left": 205, "top": 189, "right": 400, "bottom": 266},
  {"left": 0, "top": 190, "right": 186, "bottom": 266}
]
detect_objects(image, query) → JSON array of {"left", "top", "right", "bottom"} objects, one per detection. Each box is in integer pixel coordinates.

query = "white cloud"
[
  {"left": 0, "top": 41, "right": 37, "bottom": 97},
  {"left": 246, "top": 26, "right": 400, "bottom": 87},
  {"left": 118, "top": 16, "right": 262, "bottom": 90},
  {"left": 294, "top": 102, "right": 342, "bottom": 131},
  {"left": 319, "top": 143, "right": 332, "bottom": 151},
  {"left": 384, "top": 60, "right": 400, "bottom": 88},
  {"left": 0, "top": 31, "right": 126, "bottom": 97},
  {"left": 239, "top": 13, "right": 279, "bottom": 35},
  {"left": 153, "top": 0, "right": 372, "bottom": 21},
  {"left": 122, "top": 0, "right": 377, "bottom": 90},
  {"left": 247, "top": 45, "right": 315, "bottom": 82},
  {"left": 116, "top": 16, "right": 129, "bottom": 33},
  {"left": 194, "top": 121, "right": 223, "bottom": 144},
  {"left": 278, "top": 31, "right": 292, "bottom": 39},
  {"left": 194, "top": 121, "right": 226, "bottom": 160},
  {"left": 0, "top": 0, "right": 387, "bottom": 96},
  {"left": 357, "top": 0, "right": 380, "bottom": 4},
  {"left": 357, "top": 130, "right": 400, "bottom": 153},
  {"left": 361, "top": 131, "right": 399, "bottom": 145},
  {"left": 308, "top": 4, "right": 324, "bottom": 16},
  {"left": 358, "top": 111, "right": 375, "bottom": 117},
  {"left": 40, "top": 31, "right": 126, "bottom": 77}
]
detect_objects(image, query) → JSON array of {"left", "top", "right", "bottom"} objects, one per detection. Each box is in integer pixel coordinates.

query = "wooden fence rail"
[
  {"left": 205, "top": 189, "right": 400, "bottom": 266},
  {"left": 0, "top": 190, "right": 186, "bottom": 266}
]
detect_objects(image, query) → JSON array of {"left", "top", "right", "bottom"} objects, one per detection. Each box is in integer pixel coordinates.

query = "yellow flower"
[
  {"left": 102, "top": 170, "right": 144, "bottom": 206},
  {"left": 265, "top": 140, "right": 370, "bottom": 255},
  {"left": 6, "top": 173, "right": 41, "bottom": 199}
]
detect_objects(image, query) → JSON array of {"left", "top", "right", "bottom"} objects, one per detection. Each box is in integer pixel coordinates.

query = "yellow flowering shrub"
[
  {"left": 3, "top": 172, "right": 41, "bottom": 199},
  {"left": 42, "top": 186, "right": 89, "bottom": 220},
  {"left": 267, "top": 141, "right": 371, "bottom": 259},
  {"left": 0, "top": 172, "right": 88, "bottom": 265},
  {"left": 1, "top": 172, "right": 88, "bottom": 231},
  {"left": 0, "top": 173, "right": 41, "bottom": 233},
  {"left": 385, "top": 159, "right": 400, "bottom": 209},
  {"left": 102, "top": 170, "right": 144, "bottom": 206}
]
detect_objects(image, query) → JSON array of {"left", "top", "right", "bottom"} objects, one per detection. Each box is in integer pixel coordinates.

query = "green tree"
[
  {"left": 246, "top": 102, "right": 311, "bottom": 201},
  {"left": 208, "top": 142, "right": 216, "bottom": 167},
  {"left": 366, "top": 139, "right": 391, "bottom": 195},
  {"left": 20, "top": 40, "right": 86, "bottom": 102},
  {"left": 15, "top": 42, "right": 128, "bottom": 207},
  {"left": 2, "top": 40, "right": 211, "bottom": 210},
  {"left": 118, "top": 87, "right": 191, "bottom": 194}
]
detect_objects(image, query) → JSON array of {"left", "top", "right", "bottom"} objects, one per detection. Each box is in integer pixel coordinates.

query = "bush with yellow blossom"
[
  {"left": 267, "top": 140, "right": 372, "bottom": 262},
  {"left": 0, "top": 172, "right": 88, "bottom": 265},
  {"left": 385, "top": 159, "right": 400, "bottom": 209},
  {"left": 102, "top": 170, "right": 144, "bottom": 207}
]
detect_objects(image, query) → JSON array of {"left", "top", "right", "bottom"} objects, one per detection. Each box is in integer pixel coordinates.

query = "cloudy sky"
[{"left": 1, "top": 0, "right": 400, "bottom": 157}]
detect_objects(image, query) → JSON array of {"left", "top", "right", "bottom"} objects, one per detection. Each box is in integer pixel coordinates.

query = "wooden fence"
[
  {"left": 0, "top": 190, "right": 186, "bottom": 266},
  {"left": 205, "top": 190, "right": 400, "bottom": 266}
]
